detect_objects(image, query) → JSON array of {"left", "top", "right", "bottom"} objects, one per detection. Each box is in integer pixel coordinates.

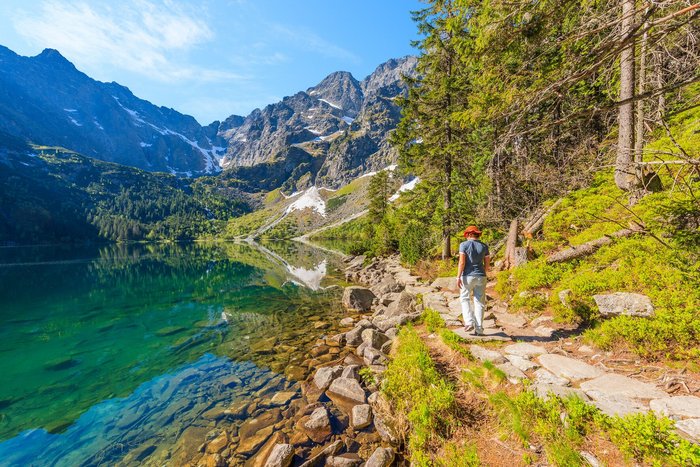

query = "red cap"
[{"left": 463, "top": 225, "right": 482, "bottom": 237}]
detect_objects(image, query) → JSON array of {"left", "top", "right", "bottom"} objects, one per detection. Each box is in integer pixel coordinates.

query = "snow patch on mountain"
[
  {"left": 318, "top": 98, "right": 342, "bottom": 110},
  {"left": 389, "top": 177, "right": 420, "bottom": 201},
  {"left": 285, "top": 186, "right": 326, "bottom": 217}
]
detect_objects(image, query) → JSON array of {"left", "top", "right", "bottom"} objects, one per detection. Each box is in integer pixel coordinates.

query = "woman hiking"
[{"left": 456, "top": 225, "right": 491, "bottom": 335}]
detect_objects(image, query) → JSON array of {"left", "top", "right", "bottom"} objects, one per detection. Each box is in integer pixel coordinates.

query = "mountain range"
[{"left": 0, "top": 45, "right": 415, "bottom": 190}]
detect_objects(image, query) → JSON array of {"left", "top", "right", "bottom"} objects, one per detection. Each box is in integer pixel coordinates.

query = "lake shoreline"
[{"left": 189, "top": 254, "right": 431, "bottom": 466}]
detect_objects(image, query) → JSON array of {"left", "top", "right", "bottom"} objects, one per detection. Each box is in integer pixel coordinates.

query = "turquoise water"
[{"left": 0, "top": 241, "right": 345, "bottom": 465}]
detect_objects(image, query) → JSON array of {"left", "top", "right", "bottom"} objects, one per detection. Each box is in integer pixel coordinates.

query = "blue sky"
[{"left": 0, "top": 0, "right": 423, "bottom": 124}]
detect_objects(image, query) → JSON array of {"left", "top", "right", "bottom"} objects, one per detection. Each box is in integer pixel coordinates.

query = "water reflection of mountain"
[{"left": 0, "top": 241, "right": 345, "bottom": 442}]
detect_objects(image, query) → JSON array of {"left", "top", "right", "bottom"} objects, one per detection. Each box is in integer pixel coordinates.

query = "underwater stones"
[
  {"left": 238, "top": 426, "right": 275, "bottom": 455},
  {"left": 264, "top": 443, "right": 294, "bottom": 467},
  {"left": 155, "top": 325, "right": 187, "bottom": 337},
  {"left": 251, "top": 337, "right": 278, "bottom": 354},
  {"left": 206, "top": 431, "right": 228, "bottom": 454},
  {"left": 270, "top": 391, "right": 298, "bottom": 407},
  {"left": 339, "top": 317, "right": 355, "bottom": 327},
  {"left": 342, "top": 287, "right": 376, "bottom": 312}
]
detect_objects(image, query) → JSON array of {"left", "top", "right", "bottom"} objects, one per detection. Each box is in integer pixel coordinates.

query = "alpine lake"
[{"left": 0, "top": 241, "right": 349, "bottom": 466}]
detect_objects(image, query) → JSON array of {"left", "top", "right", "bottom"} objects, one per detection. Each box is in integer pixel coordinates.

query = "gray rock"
[
  {"left": 373, "top": 413, "right": 400, "bottom": 445},
  {"left": 589, "top": 394, "right": 649, "bottom": 417},
  {"left": 580, "top": 374, "right": 666, "bottom": 401},
  {"left": 496, "top": 362, "right": 527, "bottom": 384},
  {"left": 533, "top": 368, "right": 570, "bottom": 386},
  {"left": 506, "top": 354, "right": 539, "bottom": 372},
  {"left": 578, "top": 345, "right": 595, "bottom": 354},
  {"left": 649, "top": 396, "right": 700, "bottom": 419},
  {"left": 265, "top": 443, "right": 295, "bottom": 467},
  {"left": 356, "top": 318, "right": 374, "bottom": 329},
  {"left": 558, "top": 289, "right": 572, "bottom": 307},
  {"left": 363, "top": 347, "right": 388, "bottom": 366},
  {"left": 298, "top": 440, "right": 343, "bottom": 467},
  {"left": 504, "top": 343, "right": 547, "bottom": 358},
  {"left": 538, "top": 354, "right": 604, "bottom": 382},
  {"left": 593, "top": 292, "right": 654, "bottom": 317},
  {"left": 327, "top": 377, "right": 367, "bottom": 404},
  {"left": 345, "top": 326, "right": 364, "bottom": 346},
  {"left": 494, "top": 312, "right": 527, "bottom": 329},
  {"left": 361, "top": 328, "right": 390, "bottom": 350},
  {"left": 373, "top": 312, "right": 419, "bottom": 331},
  {"left": 342, "top": 287, "right": 376, "bottom": 312},
  {"left": 385, "top": 291, "right": 415, "bottom": 318},
  {"left": 579, "top": 451, "right": 601, "bottom": 467},
  {"left": 469, "top": 345, "right": 506, "bottom": 363},
  {"left": 365, "top": 447, "right": 395, "bottom": 467},
  {"left": 351, "top": 404, "right": 373, "bottom": 429},
  {"left": 326, "top": 455, "right": 363, "bottom": 467},
  {"left": 314, "top": 366, "right": 343, "bottom": 390},
  {"left": 533, "top": 383, "right": 590, "bottom": 401},
  {"left": 341, "top": 365, "right": 361, "bottom": 381},
  {"left": 373, "top": 276, "right": 404, "bottom": 295},
  {"left": 305, "top": 407, "right": 331, "bottom": 430},
  {"left": 534, "top": 326, "right": 555, "bottom": 337},
  {"left": 385, "top": 328, "right": 398, "bottom": 339},
  {"left": 676, "top": 418, "right": 700, "bottom": 442}
]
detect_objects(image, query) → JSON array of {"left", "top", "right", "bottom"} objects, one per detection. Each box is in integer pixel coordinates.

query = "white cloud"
[{"left": 12, "top": 0, "right": 242, "bottom": 83}]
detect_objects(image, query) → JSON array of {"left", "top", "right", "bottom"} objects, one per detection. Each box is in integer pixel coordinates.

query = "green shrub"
[
  {"left": 383, "top": 326, "right": 457, "bottom": 465},
  {"left": 423, "top": 308, "right": 446, "bottom": 333},
  {"left": 606, "top": 412, "right": 700, "bottom": 466},
  {"left": 400, "top": 221, "right": 431, "bottom": 265}
]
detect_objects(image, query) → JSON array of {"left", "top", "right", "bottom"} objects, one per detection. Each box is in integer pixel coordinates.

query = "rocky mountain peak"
[
  {"left": 361, "top": 55, "right": 418, "bottom": 98},
  {"left": 307, "top": 71, "right": 363, "bottom": 117}
]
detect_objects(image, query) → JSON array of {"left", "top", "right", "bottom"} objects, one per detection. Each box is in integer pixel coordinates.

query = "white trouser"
[{"left": 460, "top": 275, "right": 487, "bottom": 330}]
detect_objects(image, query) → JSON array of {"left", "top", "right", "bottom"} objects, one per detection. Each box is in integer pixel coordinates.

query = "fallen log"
[
  {"left": 546, "top": 228, "right": 642, "bottom": 264},
  {"left": 523, "top": 198, "right": 563, "bottom": 238}
]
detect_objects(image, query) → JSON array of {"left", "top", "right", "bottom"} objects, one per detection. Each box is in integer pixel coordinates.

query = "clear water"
[{"left": 0, "top": 241, "right": 345, "bottom": 466}]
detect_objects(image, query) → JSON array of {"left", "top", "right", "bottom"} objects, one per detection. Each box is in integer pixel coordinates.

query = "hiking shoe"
[
  {"left": 474, "top": 328, "right": 484, "bottom": 336},
  {"left": 464, "top": 325, "right": 474, "bottom": 333}
]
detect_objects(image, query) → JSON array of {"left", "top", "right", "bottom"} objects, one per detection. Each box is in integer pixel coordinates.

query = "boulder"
[
  {"left": 361, "top": 329, "right": 390, "bottom": 350},
  {"left": 351, "top": 404, "right": 373, "bottom": 429},
  {"left": 314, "top": 366, "right": 343, "bottom": 390},
  {"left": 345, "top": 326, "right": 364, "bottom": 347},
  {"left": 649, "top": 396, "right": 700, "bottom": 419},
  {"left": 373, "top": 312, "right": 420, "bottom": 332},
  {"left": 365, "top": 447, "right": 395, "bottom": 467},
  {"left": 342, "top": 287, "right": 376, "bottom": 312},
  {"left": 265, "top": 443, "right": 295, "bottom": 467},
  {"left": 372, "top": 276, "right": 404, "bottom": 295},
  {"left": 593, "top": 292, "right": 654, "bottom": 317},
  {"left": 538, "top": 354, "right": 604, "bottom": 382},
  {"left": 469, "top": 345, "right": 506, "bottom": 363},
  {"left": 362, "top": 347, "right": 387, "bottom": 366},
  {"left": 385, "top": 291, "right": 415, "bottom": 318},
  {"left": 303, "top": 407, "right": 332, "bottom": 443},
  {"left": 238, "top": 426, "right": 275, "bottom": 455},
  {"left": 327, "top": 377, "right": 367, "bottom": 404}
]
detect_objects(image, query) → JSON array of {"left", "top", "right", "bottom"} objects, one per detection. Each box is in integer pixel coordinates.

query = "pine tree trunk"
[
  {"left": 442, "top": 155, "right": 452, "bottom": 260},
  {"left": 614, "top": 0, "right": 639, "bottom": 192},
  {"left": 634, "top": 9, "right": 648, "bottom": 163}
]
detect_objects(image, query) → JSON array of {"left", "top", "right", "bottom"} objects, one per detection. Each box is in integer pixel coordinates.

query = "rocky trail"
[{"left": 190, "top": 254, "right": 699, "bottom": 467}]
